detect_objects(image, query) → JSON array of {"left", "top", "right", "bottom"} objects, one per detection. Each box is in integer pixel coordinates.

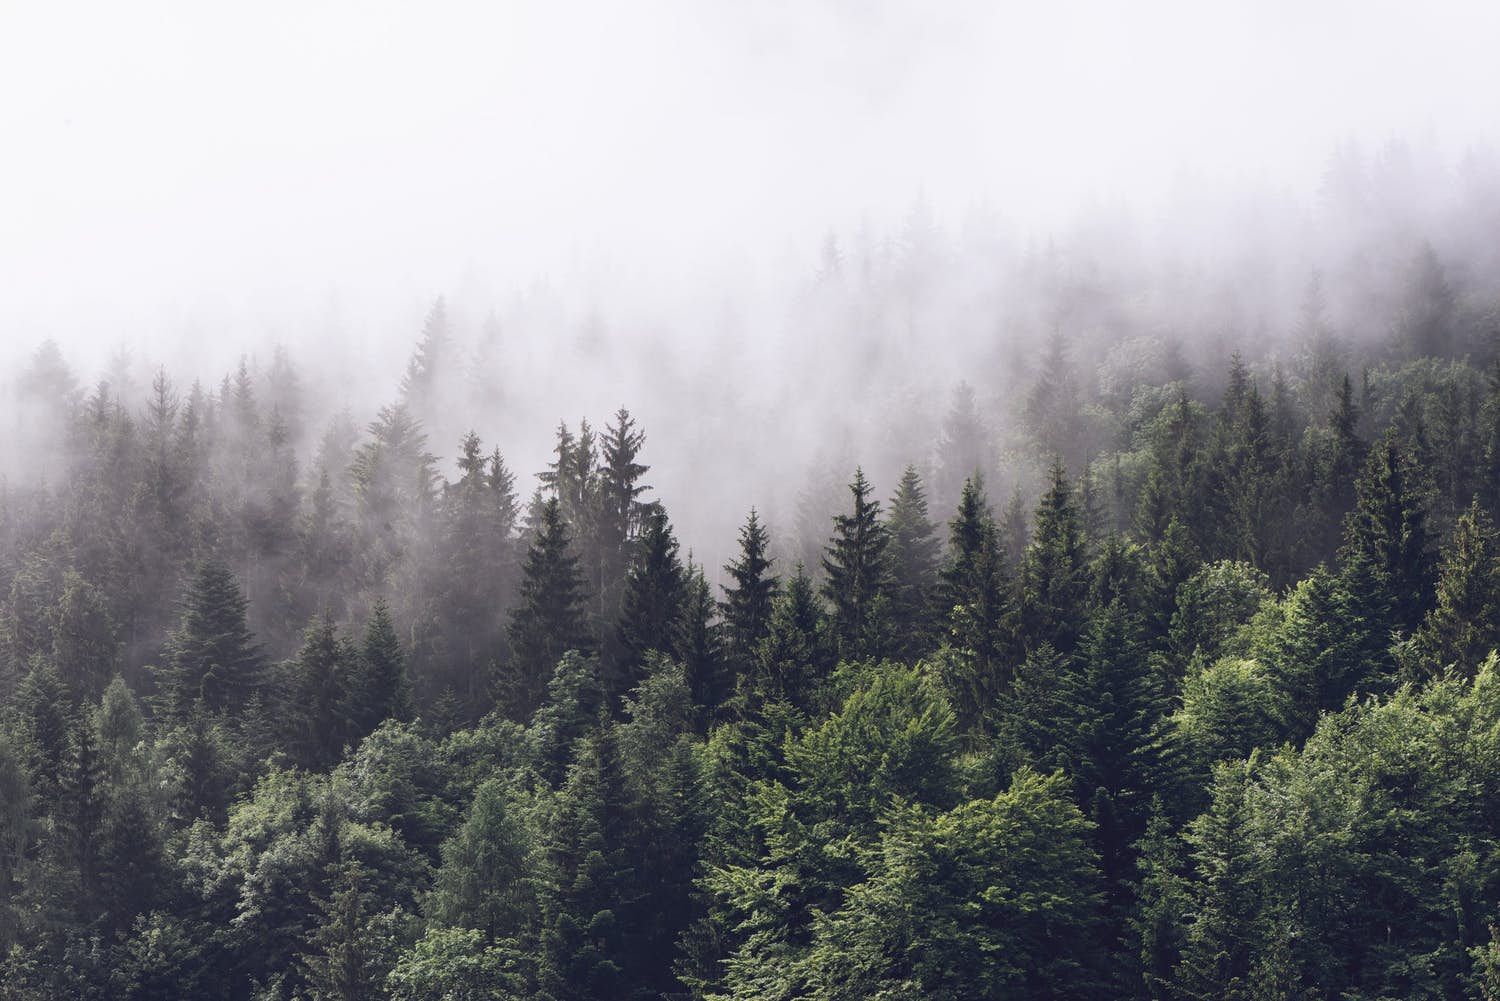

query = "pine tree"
[
  {"left": 751, "top": 564, "right": 832, "bottom": 710},
  {"left": 0, "top": 731, "right": 33, "bottom": 953},
  {"left": 14, "top": 659, "right": 73, "bottom": 803},
  {"left": 1338, "top": 432, "right": 1433, "bottom": 639},
  {"left": 597, "top": 407, "right": 650, "bottom": 605},
  {"left": 428, "top": 778, "right": 534, "bottom": 943},
  {"left": 400, "top": 296, "right": 451, "bottom": 416},
  {"left": 884, "top": 465, "right": 941, "bottom": 660},
  {"left": 821, "top": 468, "right": 892, "bottom": 661},
  {"left": 348, "top": 597, "right": 412, "bottom": 735},
  {"left": 1407, "top": 499, "right": 1500, "bottom": 678},
  {"left": 614, "top": 506, "right": 685, "bottom": 700},
  {"left": 936, "top": 382, "right": 989, "bottom": 516},
  {"left": 158, "top": 558, "right": 263, "bottom": 719},
  {"left": 301, "top": 862, "right": 383, "bottom": 1001},
  {"left": 677, "top": 560, "right": 728, "bottom": 726},
  {"left": 1020, "top": 458, "right": 1092, "bottom": 654},
  {"left": 720, "top": 509, "right": 777, "bottom": 676},
  {"left": 1173, "top": 761, "right": 1261, "bottom": 1001},
  {"left": 286, "top": 615, "right": 360, "bottom": 770},
  {"left": 537, "top": 724, "right": 634, "bottom": 1001},
  {"left": 505, "top": 498, "right": 590, "bottom": 721},
  {"left": 50, "top": 571, "right": 117, "bottom": 702},
  {"left": 938, "top": 475, "right": 1016, "bottom": 732}
]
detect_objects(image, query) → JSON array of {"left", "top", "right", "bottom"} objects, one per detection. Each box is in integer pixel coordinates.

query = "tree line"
[{"left": 4, "top": 264, "right": 1500, "bottom": 997}]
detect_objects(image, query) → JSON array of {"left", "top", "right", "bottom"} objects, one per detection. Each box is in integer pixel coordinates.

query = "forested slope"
[{"left": 4, "top": 245, "right": 1500, "bottom": 999}]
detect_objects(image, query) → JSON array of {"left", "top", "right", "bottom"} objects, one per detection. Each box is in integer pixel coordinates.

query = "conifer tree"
[
  {"left": 884, "top": 465, "right": 941, "bottom": 660},
  {"left": 751, "top": 564, "right": 832, "bottom": 710},
  {"left": 537, "top": 724, "right": 634, "bottom": 1001},
  {"left": 14, "top": 659, "right": 73, "bottom": 802},
  {"left": 614, "top": 506, "right": 685, "bottom": 700},
  {"left": 158, "top": 558, "right": 263, "bottom": 719},
  {"left": 677, "top": 560, "right": 728, "bottom": 726},
  {"left": 300, "top": 862, "right": 384, "bottom": 1001},
  {"left": 50, "top": 571, "right": 117, "bottom": 702},
  {"left": 1407, "top": 498, "right": 1500, "bottom": 678},
  {"left": 938, "top": 475, "right": 1016, "bottom": 732},
  {"left": 821, "top": 468, "right": 892, "bottom": 661},
  {"left": 597, "top": 407, "right": 650, "bottom": 600},
  {"left": 1338, "top": 432, "right": 1433, "bottom": 639},
  {"left": 506, "top": 498, "right": 590, "bottom": 721},
  {"left": 720, "top": 509, "right": 777, "bottom": 675},
  {"left": 1020, "top": 458, "right": 1091, "bottom": 654},
  {"left": 400, "top": 296, "right": 451, "bottom": 416},
  {"left": 428, "top": 778, "right": 534, "bottom": 943},
  {"left": 1173, "top": 761, "right": 1260, "bottom": 1001},
  {"left": 348, "top": 597, "right": 411, "bottom": 735},
  {"left": 286, "top": 615, "right": 360, "bottom": 770}
]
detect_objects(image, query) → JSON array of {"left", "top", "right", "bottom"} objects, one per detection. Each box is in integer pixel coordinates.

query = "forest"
[{"left": 6, "top": 204, "right": 1500, "bottom": 1001}]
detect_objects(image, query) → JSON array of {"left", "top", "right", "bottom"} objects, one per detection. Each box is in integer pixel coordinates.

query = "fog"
[{"left": 4, "top": 0, "right": 1500, "bottom": 571}]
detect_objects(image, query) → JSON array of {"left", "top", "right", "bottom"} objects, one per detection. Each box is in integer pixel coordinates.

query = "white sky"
[{"left": 2, "top": 0, "right": 1498, "bottom": 357}]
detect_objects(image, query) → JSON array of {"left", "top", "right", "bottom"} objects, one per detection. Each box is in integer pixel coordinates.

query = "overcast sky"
[{"left": 3, "top": 0, "right": 1498, "bottom": 360}]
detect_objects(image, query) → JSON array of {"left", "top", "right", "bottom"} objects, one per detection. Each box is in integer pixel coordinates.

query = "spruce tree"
[
  {"left": 821, "top": 468, "right": 892, "bottom": 661},
  {"left": 614, "top": 506, "right": 686, "bottom": 699},
  {"left": 1020, "top": 458, "right": 1091, "bottom": 654},
  {"left": 678, "top": 560, "right": 728, "bottom": 726},
  {"left": 884, "top": 465, "right": 941, "bottom": 660},
  {"left": 349, "top": 597, "right": 411, "bottom": 734},
  {"left": 938, "top": 475, "right": 1016, "bottom": 732},
  {"left": 1407, "top": 498, "right": 1500, "bottom": 678},
  {"left": 505, "top": 498, "right": 590, "bottom": 721},
  {"left": 159, "top": 558, "right": 263, "bottom": 719},
  {"left": 537, "top": 724, "right": 634, "bottom": 1001},
  {"left": 286, "top": 615, "right": 360, "bottom": 770},
  {"left": 751, "top": 564, "right": 832, "bottom": 711},
  {"left": 1338, "top": 432, "right": 1433, "bottom": 639},
  {"left": 720, "top": 509, "right": 777, "bottom": 676}
]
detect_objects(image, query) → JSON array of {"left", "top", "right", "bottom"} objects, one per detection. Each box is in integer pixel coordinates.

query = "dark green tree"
[
  {"left": 158, "top": 558, "right": 263, "bottom": 719},
  {"left": 884, "top": 464, "right": 941, "bottom": 660},
  {"left": 505, "top": 498, "right": 590, "bottom": 721},
  {"left": 821, "top": 468, "right": 892, "bottom": 661},
  {"left": 614, "top": 506, "right": 685, "bottom": 699},
  {"left": 1020, "top": 458, "right": 1091, "bottom": 654},
  {"left": 720, "top": 509, "right": 777, "bottom": 676}
]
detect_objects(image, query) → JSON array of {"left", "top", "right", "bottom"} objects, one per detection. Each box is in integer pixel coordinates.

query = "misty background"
[{"left": 4, "top": 0, "right": 1500, "bottom": 574}]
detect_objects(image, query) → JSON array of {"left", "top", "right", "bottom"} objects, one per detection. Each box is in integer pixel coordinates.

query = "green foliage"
[
  {"left": 505, "top": 498, "right": 590, "bottom": 721},
  {"left": 821, "top": 468, "right": 893, "bottom": 662},
  {"left": 158, "top": 558, "right": 263, "bottom": 720}
]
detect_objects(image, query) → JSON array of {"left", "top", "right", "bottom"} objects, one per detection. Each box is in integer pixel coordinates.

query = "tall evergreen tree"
[
  {"left": 938, "top": 475, "right": 1016, "bottom": 733},
  {"left": 821, "top": 468, "right": 892, "bottom": 661},
  {"left": 1020, "top": 458, "right": 1091, "bottom": 654},
  {"left": 505, "top": 498, "right": 590, "bottom": 721},
  {"left": 884, "top": 465, "right": 941, "bottom": 660},
  {"left": 614, "top": 506, "right": 686, "bottom": 700},
  {"left": 537, "top": 724, "right": 635, "bottom": 1001},
  {"left": 157, "top": 558, "right": 263, "bottom": 719},
  {"left": 720, "top": 509, "right": 777, "bottom": 676},
  {"left": 1338, "top": 432, "right": 1433, "bottom": 640},
  {"left": 1406, "top": 498, "right": 1500, "bottom": 678},
  {"left": 347, "top": 597, "right": 412, "bottom": 735}
]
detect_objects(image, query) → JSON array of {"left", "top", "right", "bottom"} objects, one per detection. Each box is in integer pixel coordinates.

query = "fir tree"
[
  {"left": 884, "top": 464, "right": 941, "bottom": 660},
  {"left": 349, "top": 597, "right": 412, "bottom": 735},
  {"left": 505, "top": 498, "right": 590, "bottom": 721},
  {"left": 720, "top": 509, "right": 777, "bottom": 676},
  {"left": 821, "top": 468, "right": 893, "bottom": 661},
  {"left": 1407, "top": 498, "right": 1500, "bottom": 678},
  {"left": 1338, "top": 432, "right": 1433, "bottom": 640},
  {"left": 1020, "top": 458, "right": 1091, "bottom": 654},
  {"left": 158, "top": 558, "right": 263, "bottom": 719},
  {"left": 614, "top": 506, "right": 685, "bottom": 699}
]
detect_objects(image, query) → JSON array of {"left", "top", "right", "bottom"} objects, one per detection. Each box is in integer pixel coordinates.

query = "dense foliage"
[{"left": 4, "top": 239, "right": 1500, "bottom": 1000}]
